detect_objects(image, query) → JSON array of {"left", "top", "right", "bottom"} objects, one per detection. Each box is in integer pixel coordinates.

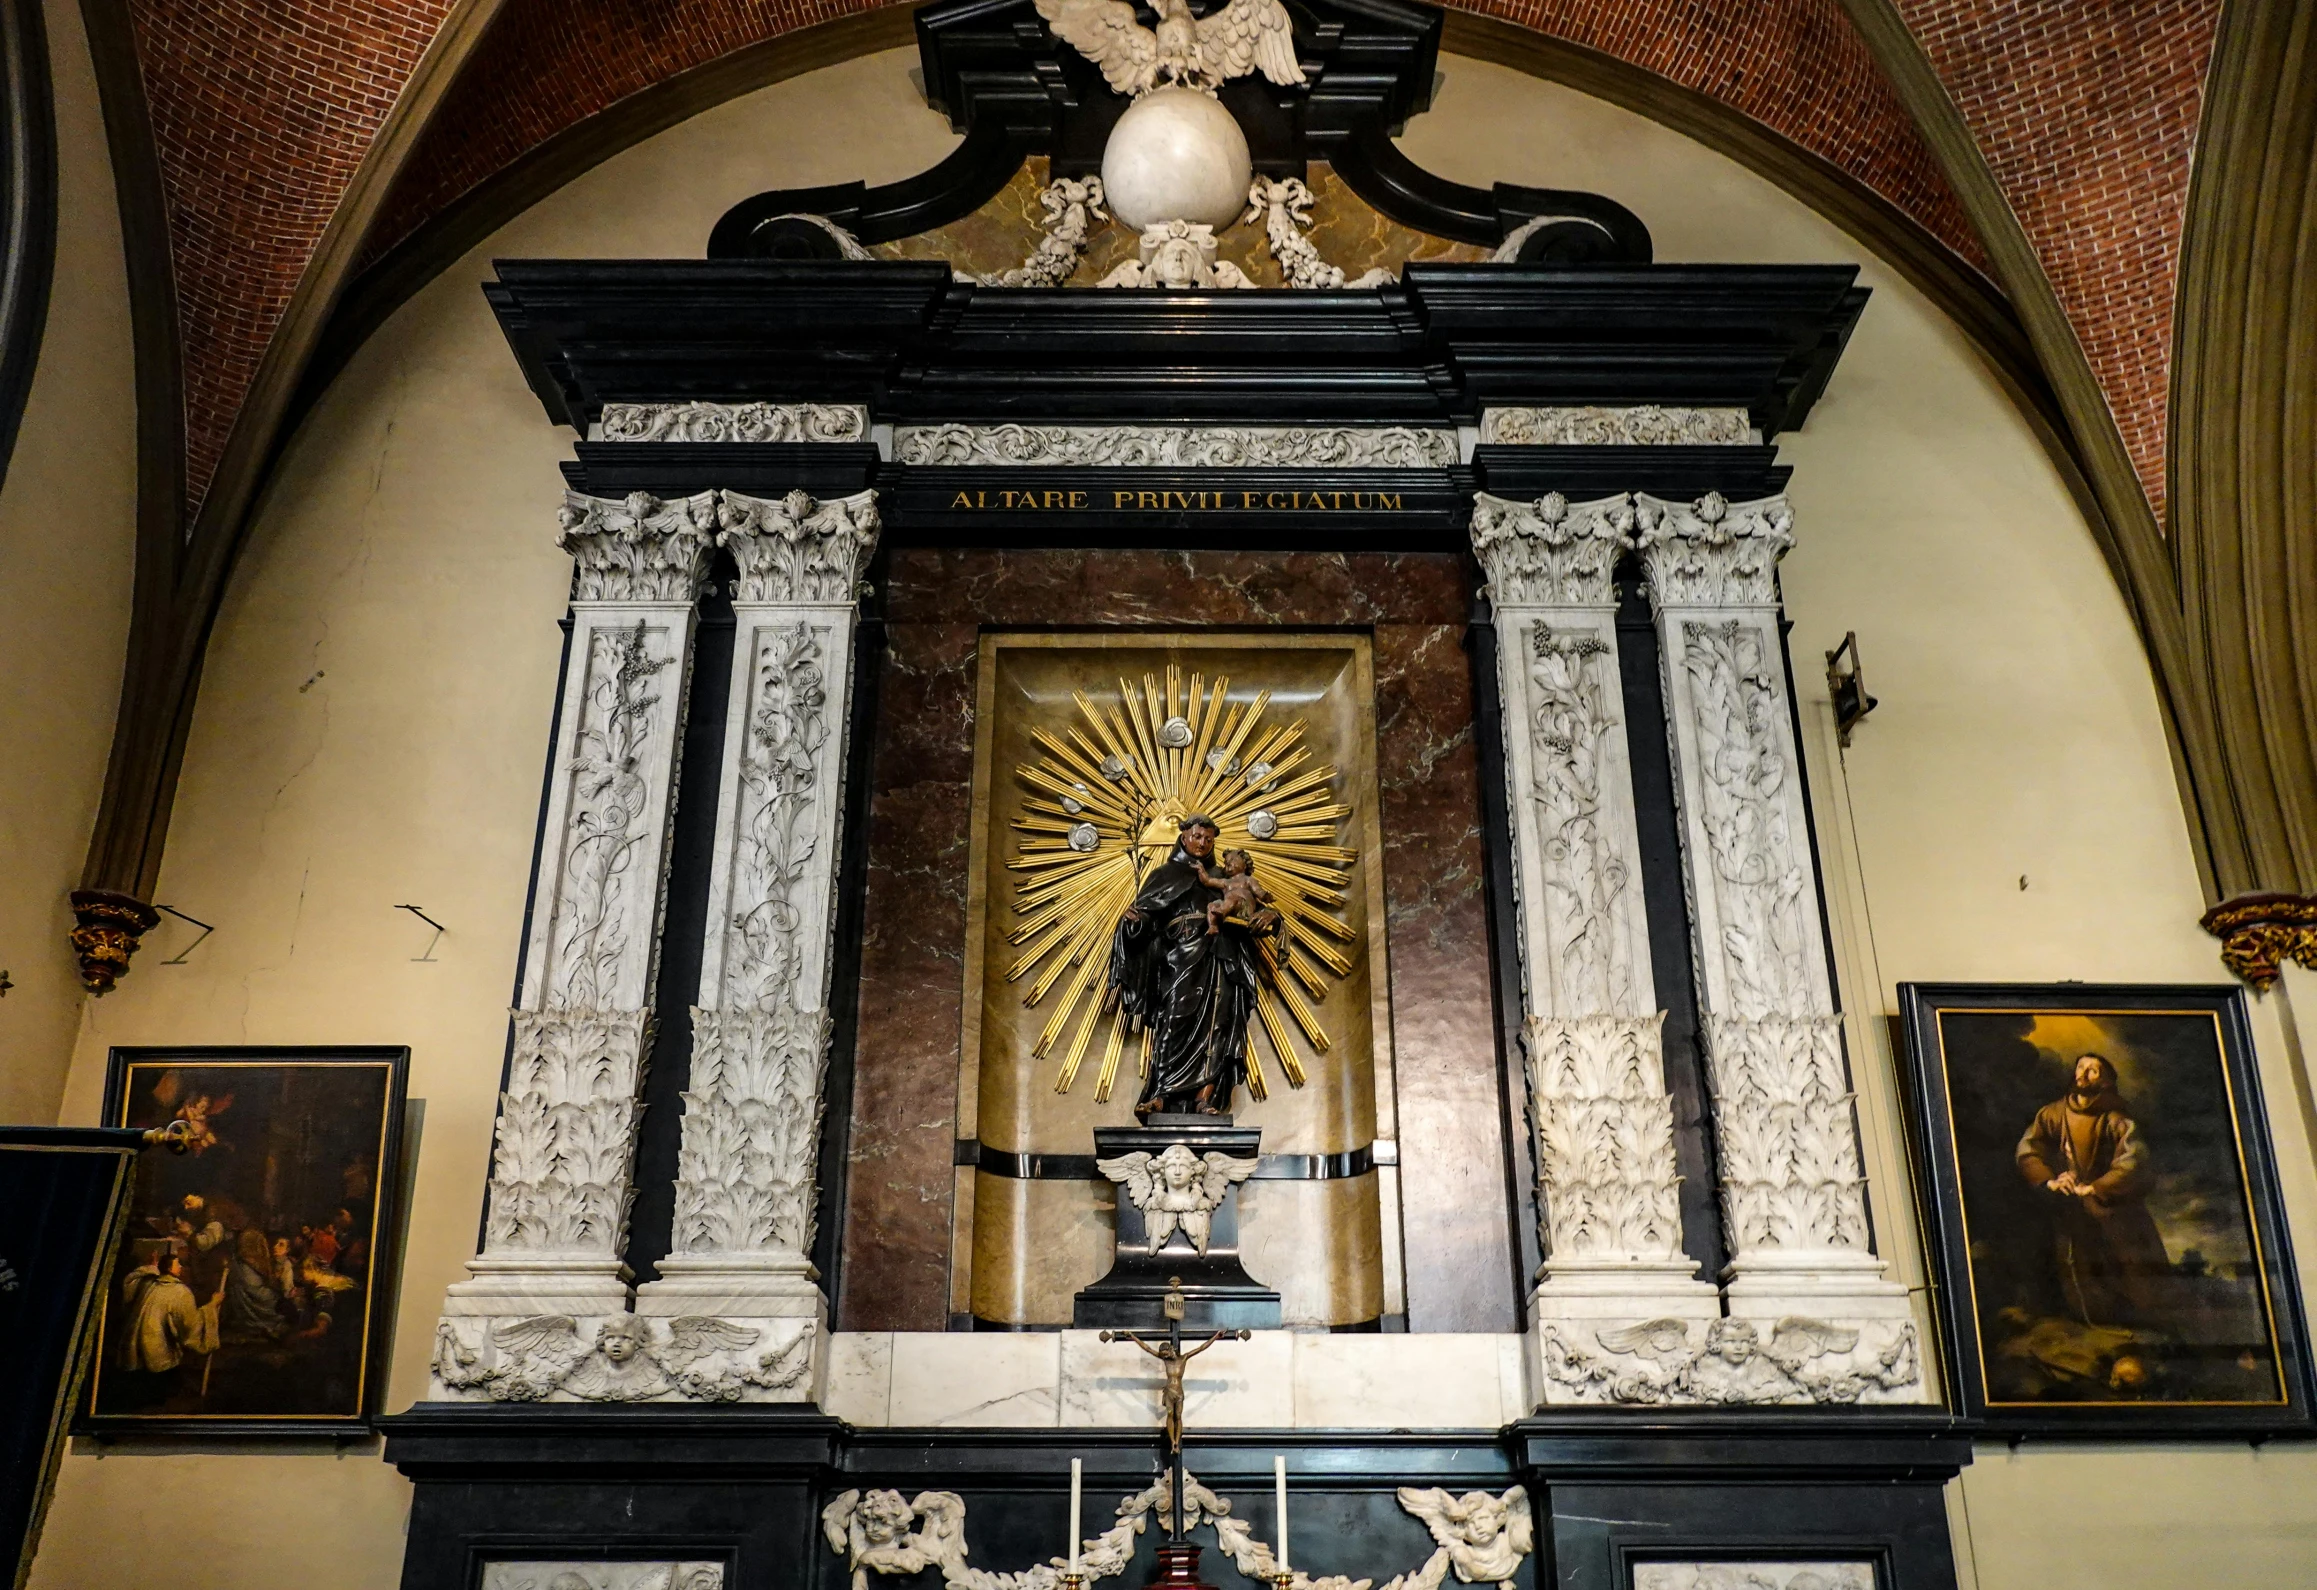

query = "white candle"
[
  {"left": 1069, "top": 1458, "right": 1083, "bottom": 1576},
  {"left": 1275, "top": 1454, "right": 1289, "bottom": 1577}
]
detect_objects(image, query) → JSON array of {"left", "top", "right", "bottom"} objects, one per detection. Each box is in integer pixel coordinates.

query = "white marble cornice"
[
  {"left": 596, "top": 401, "right": 868, "bottom": 444},
  {"left": 1480, "top": 405, "right": 1753, "bottom": 447},
  {"left": 891, "top": 422, "right": 1457, "bottom": 469}
]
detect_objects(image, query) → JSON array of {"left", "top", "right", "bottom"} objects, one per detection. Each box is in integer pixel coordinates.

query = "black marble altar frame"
[{"left": 402, "top": 5, "right": 1986, "bottom": 1580}]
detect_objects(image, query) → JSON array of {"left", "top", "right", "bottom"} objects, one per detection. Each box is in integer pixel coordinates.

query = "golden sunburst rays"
[{"left": 1004, "top": 664, "right": 1359, "bottom": 1103}]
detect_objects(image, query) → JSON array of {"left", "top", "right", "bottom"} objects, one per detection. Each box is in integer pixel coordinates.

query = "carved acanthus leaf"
[
  {"left": 556, "top": 489, "right": 718, "bottom": 603},
  {"left": 1700, "top": 1014, "right": 1868, "bottom": 1254},
  {"left": 894, "top": 423, "right": 1455, "bottom": 469},
  {"left": 1481, "top": 406, "right": 1751, "bottom": 447},
  {"left": 1533, "top": 1315, "right": 1920, "bottom": 1405},
  {"left": 483, "top": 1007, "right": 652, "bottom": 1257},
  {"left": 1632, "top": 491, "right": 1793, "bottom": 608},
  {"left": 674, "top": 1002, "right": 832, "bottom": 1257},
  {"left": 597, "top": 401, "right": 868, "bottom": 444},
  {"left": 1523, "top": 1015, "right": 1685, "bottom": 1261},
  {"left": 1470, "top": 492, "right": 1634, "bottom": 608},
  {"left": 715, "top": 488, "right": 880, "bottom": 604}
]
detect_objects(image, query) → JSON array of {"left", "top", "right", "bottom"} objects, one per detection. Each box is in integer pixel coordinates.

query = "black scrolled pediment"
[
  {"left": 484, "top": 257, "right": 1865, "bottom": 440},
  {"left": 704, "top": 0, "right": 1649, "bottom": 263}
]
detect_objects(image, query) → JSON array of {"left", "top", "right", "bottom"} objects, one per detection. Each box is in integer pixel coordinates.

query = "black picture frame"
[
  {"left": 78, "top": 1045, "right": 410, "bottom": 1438},
  {"left": 1896, "top": 983, "right": 2313, "bottom": 1436}
]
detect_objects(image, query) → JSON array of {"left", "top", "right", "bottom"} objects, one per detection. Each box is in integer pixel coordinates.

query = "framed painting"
[
  {"left": 1897, "top": 985, "right": 2312, "bottom": 1435},
  {"left": 78, "top": 1046, "right": 409, "bottom": 1436}
]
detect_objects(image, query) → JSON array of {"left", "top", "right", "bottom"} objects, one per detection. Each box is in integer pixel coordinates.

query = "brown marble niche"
[
  {"left": 966, "top": 634, "right": 1390, "bottom": 1327},
  {"left": 837, "top": 550, "right": 1514, "bottom": 1332}
]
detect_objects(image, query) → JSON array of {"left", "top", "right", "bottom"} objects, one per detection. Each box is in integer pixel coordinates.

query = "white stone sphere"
[{"left": 1100, "top": 87, "right": 1252, "bottom": 230}]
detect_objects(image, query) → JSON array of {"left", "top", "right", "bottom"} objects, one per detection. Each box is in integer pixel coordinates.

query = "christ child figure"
[{"left": 1198, "top": 849, "right": 1269, "bottom": 935}]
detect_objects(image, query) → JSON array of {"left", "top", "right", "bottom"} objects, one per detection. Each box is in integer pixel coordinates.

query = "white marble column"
[
  {"left": 432, "top": 490, "right": 714, "bottom": 1396},
  {"left": 1472, "top": 491, "right": 1718, "bottom": 1406},
  {"left": 1631, "top": 490, "right": 1923, "bottom": 1402},
  {"left": 629, "top": 488, "right": 880, "bottom": 1403}
]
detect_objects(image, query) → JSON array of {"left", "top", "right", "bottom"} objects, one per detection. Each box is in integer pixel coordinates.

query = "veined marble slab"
[
  {"left": 849, "top": 1331, "right": 1529, "bottom": 1428},
  {"left": 1058, "top": 1328, "right": 1295, "bottom": 1428},
  {"left": 886, "top": 1331, "right": 1062, "bottom": 1426}
]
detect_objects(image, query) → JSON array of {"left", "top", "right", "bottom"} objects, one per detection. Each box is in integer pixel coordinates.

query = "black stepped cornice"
[{"left": 485, "top": 259, "right": 1865, "bottom": 437}]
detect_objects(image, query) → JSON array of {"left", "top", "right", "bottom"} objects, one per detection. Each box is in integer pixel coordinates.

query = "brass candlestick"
[{"left": 1062, "top": 1574, "right": 1087, "bottom": 1590}]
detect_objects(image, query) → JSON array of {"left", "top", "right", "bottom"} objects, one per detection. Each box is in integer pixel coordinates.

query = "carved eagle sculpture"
[{"left": 1034, "top": 0, "right": 1306, "bottom": 97}]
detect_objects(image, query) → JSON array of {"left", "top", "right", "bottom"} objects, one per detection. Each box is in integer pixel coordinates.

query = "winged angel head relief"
[
  {"left": 1098, "top": 1143, "right": 1257, "bottom": 1255},
  {"left": 1035, "top": 0, "right": 1305, "bottom": 98}
]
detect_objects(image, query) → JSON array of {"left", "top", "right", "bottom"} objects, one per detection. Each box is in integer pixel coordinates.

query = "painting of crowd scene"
[
  {"left": 1923, "top": 1001, "right": 2287, "bottom": 1410},
  {"left": 84, "top": 1049, "right": 405, "bottom": 1431}
]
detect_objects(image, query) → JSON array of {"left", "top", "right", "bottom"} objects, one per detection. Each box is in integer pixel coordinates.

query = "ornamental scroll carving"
[
  {"left": 1525, "top": 1015, "right": 1685, "bottom": 1261},
  {"left": 1523, "top": 619, "right": 1644, "bottom": 1013},
  {"left": 1632, "top": 1566, "right": 1872, "bottom": 1590},
  {"left": 482, "top": 1567, "right": 722, "bottom": 1590},
  {"left": 1534, "top": 1315, "right": 1919, "bottom": 1406},
  {"left": 673, "top": 620, "right": 838, "bottom": 1260},
  {"left": 597, "top": 401, "right": 868, "bottom": 444},
  {"left": 714, "top": 488, "right": 880, "bottom": 604},
  {"left": 556, "top": 489, "right": 718, "bottom": 603},
  {"left": 1469, "top": 491, "right": 1633, "bottom": 608},
  {"left": 1632, "top": 492, "right": 1793, "bottom": 608},
  {"left": 431, "top": 1311, "right": 814, "bottom": 1404},
  {"left": 820, "top": 1473, "right": 1529, "bottom": 1590},
  {"left": 1480, "top": 406, "right": 1751, "bottom": 447},
  {"left": 1679, "top": 617, "right": 1817, "bottom": 1018},
  {"left": 893, "top": 423, "right": 1455, "bottom": 469}
]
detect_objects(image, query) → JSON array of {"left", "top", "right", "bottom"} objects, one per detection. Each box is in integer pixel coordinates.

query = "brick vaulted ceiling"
[{"left": 113, "top": 0, "right": 2217, "bottom": 527}]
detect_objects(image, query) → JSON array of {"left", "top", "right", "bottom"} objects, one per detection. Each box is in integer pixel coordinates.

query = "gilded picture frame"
[
  {"left": 78, "top": 1045, "right": 409, "bottom": 1437},
  {"left": 1897, "top": 984, "right": 2312, "bottom": 1435}
]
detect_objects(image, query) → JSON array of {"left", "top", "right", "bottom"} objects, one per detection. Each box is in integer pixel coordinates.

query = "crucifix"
[{"left": 1100, "top": 1277, "right": 1249, "bottom": 1538}]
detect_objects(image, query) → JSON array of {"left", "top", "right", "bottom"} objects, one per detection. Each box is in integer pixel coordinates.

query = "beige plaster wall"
[
  {"left": 0, "top": 0, "right": 136, "bottom": 1124},
  {"left": 28, "top": 41, "right": 2317, "bottom": 1590},
  {"left": 1401, "top": 57, "right": 2317, "bottom": 1590},
  {"left": 28, "top": 48, "right": 959, "bottom": 1590}
]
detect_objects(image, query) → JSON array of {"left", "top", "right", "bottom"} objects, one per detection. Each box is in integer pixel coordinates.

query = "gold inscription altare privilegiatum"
[{"left": 944, "top": 487, "right": 1410, "bottom": 512}]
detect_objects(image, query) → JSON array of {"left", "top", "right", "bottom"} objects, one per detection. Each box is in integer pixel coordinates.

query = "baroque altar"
[{"left": 386, "top": 3, "right": 1968, "bottom": 1589}]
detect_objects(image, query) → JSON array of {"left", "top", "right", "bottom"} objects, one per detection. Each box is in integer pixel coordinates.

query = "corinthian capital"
[
  {"left": 556, "top": 489, "right": 718, "bottom": 603},
  {"left": 714, "top": 488, "right": 881, "bottom": 605},
  {"left": 1632, "top": 492, "right": 1794, "bottom": 609},
  {"left": 1470, "top": 491, "right": 1635, "bottom": 608}
]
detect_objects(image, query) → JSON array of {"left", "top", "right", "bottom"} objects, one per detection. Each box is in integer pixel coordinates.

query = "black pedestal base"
[{"left": 1073, "top": 1122, "right": 1281, "bottom": 1330}]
